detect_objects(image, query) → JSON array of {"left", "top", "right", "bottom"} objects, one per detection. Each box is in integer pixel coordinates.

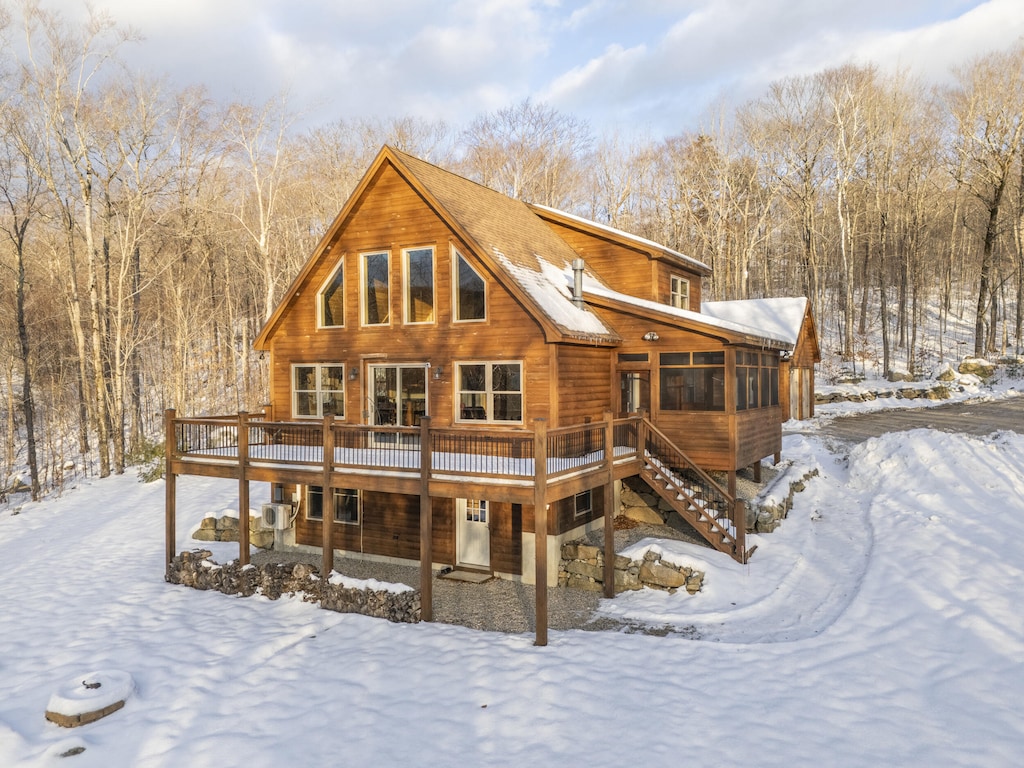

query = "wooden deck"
[{"left": 163, "top": 409, "right": 746, "bottom": 645}]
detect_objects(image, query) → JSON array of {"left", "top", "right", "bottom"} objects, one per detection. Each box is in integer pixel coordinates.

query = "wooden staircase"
[{"left": 638, "top": 420, "right": 750, "bottom": 563}]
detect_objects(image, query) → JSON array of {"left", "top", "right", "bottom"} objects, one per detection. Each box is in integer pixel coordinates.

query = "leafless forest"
[{"left": 2, "top": 5, "right": 1023, "bottom": 499}]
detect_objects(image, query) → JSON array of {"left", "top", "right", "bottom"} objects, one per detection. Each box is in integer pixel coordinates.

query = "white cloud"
[{"left": 34, "top": 0, "right": 1024, "bottom": 137}]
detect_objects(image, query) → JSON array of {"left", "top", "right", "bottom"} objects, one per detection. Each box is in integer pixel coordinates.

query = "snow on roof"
[
  {"left": 582, "top": 278, "right": 794, "bottom": 347},
  {"left": 491, "top": 249, "right": 617, "bottom": 340},
  {"left": 701, "top": 298, "right": 808, "bottom": 346},
  {"left": 531, "top": 203, "right": 711, "bottom": 274}
]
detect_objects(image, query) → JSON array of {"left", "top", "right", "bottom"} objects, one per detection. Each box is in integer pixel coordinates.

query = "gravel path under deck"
[{"left": 250, "top": 519, "right": 709, "bottom": 636}]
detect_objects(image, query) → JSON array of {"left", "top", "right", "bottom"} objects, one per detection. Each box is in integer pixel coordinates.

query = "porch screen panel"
[{"left": 659, "top": 352, "right": 724, "bottom": 411}]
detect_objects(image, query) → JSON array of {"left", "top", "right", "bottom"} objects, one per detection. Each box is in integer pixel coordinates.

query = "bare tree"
[
  {"left": 945, "top": 43, "right": 1024, "bottom": 357},
  {"left": 459, "top": 99, "right": 592, "bottom": 208}
]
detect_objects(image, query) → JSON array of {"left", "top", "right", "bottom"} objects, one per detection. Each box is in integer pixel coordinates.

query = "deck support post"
[
  {"left": 321, "top": 414, "right": 335, "bottom": 578},
  {"left": 419, "top": 417, "right": 433, "bottom": 622},
  {"left": 164, "top": 409, "right": 177, "bottom": 574},
  {"left": 602, "top": 411, "right": 615, "bottom": 599},
  {"left": 238, "top": 411, "right": 250, "bottom": 567},
  {"left": 752, "top": 461, "right": 762, "bottom": 483},
  {"left": 533, "top": 418, "right": 548, "bottom": 647}
]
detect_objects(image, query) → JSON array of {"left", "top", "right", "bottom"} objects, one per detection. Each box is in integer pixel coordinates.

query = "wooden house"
[{"left": 164, "top": 146, "right": 817, "bottom": 644}]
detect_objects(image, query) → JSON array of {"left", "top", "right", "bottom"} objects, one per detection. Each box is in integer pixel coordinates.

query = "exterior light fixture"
[
  {"left": 433, "top": 365, "right": 444, "bottom": 380},
  {"left": 349, "top": 367, "right": 358, "bottom": 381},
  {"left": 642, "top": 331, "right": 660, "bottom": 342}
]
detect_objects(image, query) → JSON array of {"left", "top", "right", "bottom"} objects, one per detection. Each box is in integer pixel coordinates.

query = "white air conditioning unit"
[{"left": 261, "top": 503, "right": 292, "bottom": 530}]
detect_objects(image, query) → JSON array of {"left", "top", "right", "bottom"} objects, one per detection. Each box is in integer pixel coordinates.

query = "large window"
[
  {"left": 454, "top": 249, "right": 486, "bottom": 321},
  {"left": 293, "top": 364, "right": 346, "bottom": 418},
  {"left": 659, "top": 352, "right": 725, "bottom": 411},
  {"left": 736, "top": 351, "right": 779, "bottom": 411},
  {"left": 403, "top": 247, "right": 435, "bottom": 323},
  {"left": 317, "top": 260, "right": 345, "bottom": 327},
  {"left": 362, "top": 251, "right": 390, "bottom": 325},
  {"left": 306, "top": 486, "right": 360, "bottom": 524},
  {"left": 456, "top": 361, "right": 523, "bottom": 422},
  {"left": 670, "top": 275, "right": 690, "bottom": 310}
]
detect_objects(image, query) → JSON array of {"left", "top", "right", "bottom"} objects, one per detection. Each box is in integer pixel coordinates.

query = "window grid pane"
[
  {"left": 405, "top": 247, "right": 434, "bottom": 323},
  {"left": 363, "top": 252, "right": 390, "bottom": 325},
  {"left": 456, "top": 252, "right": 486, "bottom": 321}
]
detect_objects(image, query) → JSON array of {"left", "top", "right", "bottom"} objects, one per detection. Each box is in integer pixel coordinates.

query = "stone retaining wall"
[
  {"left": 748, "top": 468, "right": 819, "bottom": 533},
  {"left": 816, "top": 384, "right": 952, "bottom": 405},
  {"left": 559, "top": 543, "right": 704, "bottom": 595},
  {"left": 167, "top": 549, "right": 420, "bottom": 623}
]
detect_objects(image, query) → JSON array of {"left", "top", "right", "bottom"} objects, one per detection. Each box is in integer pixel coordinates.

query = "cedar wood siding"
[
  {"left": 297, "top": 493, "right": 456, "bottom": 563},
  {"left": 537, "top": 217, "right": 703, "bottom": 310},
  {"left": 264, "top": 162, "right": 553, "bottom": 428},
  {"left": 556, "top": 344, "right": 614, "bottom": 426}
]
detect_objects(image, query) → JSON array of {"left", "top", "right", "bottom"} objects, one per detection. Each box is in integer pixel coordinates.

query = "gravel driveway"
[{"left": 807, "top": 395, "right": 1024, "bottom": 444}]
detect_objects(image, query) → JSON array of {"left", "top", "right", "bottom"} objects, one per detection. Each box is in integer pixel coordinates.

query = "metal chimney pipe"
[{"left": 572, "top": 258, "right": 585, "bottom": 308}]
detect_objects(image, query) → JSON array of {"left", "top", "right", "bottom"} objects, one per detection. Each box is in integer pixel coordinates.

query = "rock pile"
[
  {"left": 167, "top": 549, "right": 420, "bottom": 623},
  {"left": 191, "top": 515, "right": 274, "bottom": 549},
  {"left": 559, "top": 542, "right": 704, "bottom": 595}
]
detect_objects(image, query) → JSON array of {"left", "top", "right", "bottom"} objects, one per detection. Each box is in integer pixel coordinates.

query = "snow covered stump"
[{"left": 45, "top": 671, "right": 134, "bottom": 728}]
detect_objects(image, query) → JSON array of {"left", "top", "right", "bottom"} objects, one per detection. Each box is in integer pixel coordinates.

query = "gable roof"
[
  {"left": 255, "top": 145, "right": 620, "bottom": 349},
  {"left": 528, "top": 203, "right": 712, "bottom": 275},
  {"left": 584, "top": 278, "right": 794, "bottom": 349},
  {"left": 255, "top": 145, "right": 800, "bottom": 354},
  {"left": 701, "top": 298, "right": 819, "bottom": 358}
]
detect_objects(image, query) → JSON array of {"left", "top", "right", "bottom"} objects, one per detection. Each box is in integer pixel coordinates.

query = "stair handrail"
[{"left": 641, "top": 418, "right": 735, "bottom": 505}]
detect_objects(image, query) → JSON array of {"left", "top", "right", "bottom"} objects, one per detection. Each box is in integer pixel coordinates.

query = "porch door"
[
  {"left": 619, "top": 371, "right": 651, "bottom": 416},
  {"left": 456, "top": 499, "right": 490, "bottom": 569},
  {"left": 369, "top": 364, "right": 428, "bottom": 429}
]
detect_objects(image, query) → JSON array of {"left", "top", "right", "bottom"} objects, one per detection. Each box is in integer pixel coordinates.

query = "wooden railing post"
[
  {"left": 533, "top": 418, "right": 548, "bottom": 647},
  {"left": 603, "top": 411, "right": 616, "bottom": 599},
  {"left": 164, "top": 408, "right": 177, "bottom": 574},
  {"left": 238, "top": 411, "right": 250, "bottom": 567},
  {"left": 321, "top": 414, "right": 335, "bottom": 578},
  {"left": 734, "top": 497, "right": 747, "bottom": 562},
  {"left": 419, "top": 416, "right": 433, "bottom": 622}
]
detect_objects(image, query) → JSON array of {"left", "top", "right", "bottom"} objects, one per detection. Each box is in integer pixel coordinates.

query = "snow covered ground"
[{"left": 1, "top": 377, "right": 1022, "bottom": 767}]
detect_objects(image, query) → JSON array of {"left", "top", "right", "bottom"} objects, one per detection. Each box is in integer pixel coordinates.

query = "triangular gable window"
[{"left": 317, "top": 259, "right": 345, "bottom": 328}]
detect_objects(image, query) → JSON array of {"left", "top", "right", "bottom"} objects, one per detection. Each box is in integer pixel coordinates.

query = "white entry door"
[{"left": 456, "top": 499, "right": 490, "bottom": 569}]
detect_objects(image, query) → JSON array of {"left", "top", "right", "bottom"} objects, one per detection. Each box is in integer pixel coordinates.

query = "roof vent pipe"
[{"left": 571, "top": 258, "right": 585, "bottom": 309}]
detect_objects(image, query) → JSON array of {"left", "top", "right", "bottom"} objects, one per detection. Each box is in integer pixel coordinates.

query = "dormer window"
[
  {"left": 670, "top": 275, "right": 690, "bottom": 310},
  {"left": 317, "top": 260, "right": 345, "bottom": 328},
  {"left": 454, "top": 248, "right": 486, "bottom": 321}
]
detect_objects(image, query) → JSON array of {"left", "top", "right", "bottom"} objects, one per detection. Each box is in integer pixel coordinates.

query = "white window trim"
[
  {"left": 316, "top": 258, "right": 346, "bottom": 329},
  {"left": 360, "top": 250, "right": 391, "bottom": 326},
  {"left": 452, "top": 246, "right": 487, "bottom": 324},
  {"left": 402, "top": 245, "right": 436, "bottom": 325},
  {"left": 291, "top": 362, "right": 346, "bottom": 420},
  {"left": 670, "top": 275, "right": 690, "bottom": 310},
  {"left": 455, "top": 360, "right": 524, "bottom": 424}
]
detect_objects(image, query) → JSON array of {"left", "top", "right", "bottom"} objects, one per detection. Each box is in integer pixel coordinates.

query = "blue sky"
[{"left": 47, "top": 0, "right": 1024, "bottom": 137}]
